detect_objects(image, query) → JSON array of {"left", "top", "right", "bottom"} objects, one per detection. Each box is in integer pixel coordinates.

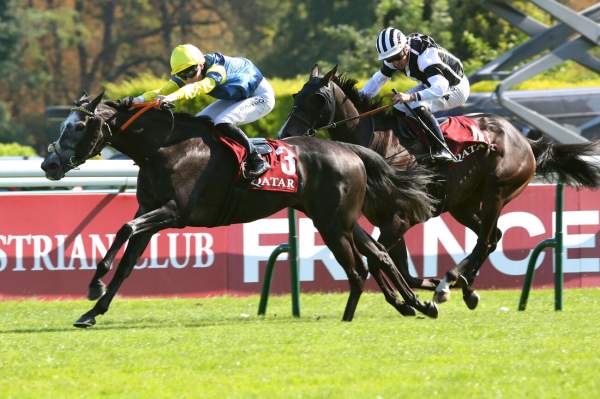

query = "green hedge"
[
  {"left": 104, "top": 68, "right": 600, "bottom": 139},
  {"left": 0, "top": 142, "right": 38, "bottom": 157}
]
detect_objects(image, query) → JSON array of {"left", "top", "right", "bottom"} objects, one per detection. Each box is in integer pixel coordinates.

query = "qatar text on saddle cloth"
[
  {"left": 440, "top": 116, "right": 492, "bottom": 160},
  {"left": 216, "top": 135, "right": 299, "bottom": 193}
]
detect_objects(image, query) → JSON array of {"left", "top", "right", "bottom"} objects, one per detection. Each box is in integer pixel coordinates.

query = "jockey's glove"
[
  {"left": 159, "top": 100, "right": 175, "bottom": 111},
  {"left": 118, "top": 96, "right": 134, "bottom": 108}
]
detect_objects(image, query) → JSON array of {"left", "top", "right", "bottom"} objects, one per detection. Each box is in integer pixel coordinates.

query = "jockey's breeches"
[{"left": 196, "top": 78, "right": 275, "bottom": 125}]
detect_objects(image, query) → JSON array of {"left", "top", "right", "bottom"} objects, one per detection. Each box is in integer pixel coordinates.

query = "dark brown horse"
[
  {"left": 279, "top": 65, "right": 600, "bottom": 308},
  {"left": 41, "top": 93, "right": 439, "bottom": 327}
]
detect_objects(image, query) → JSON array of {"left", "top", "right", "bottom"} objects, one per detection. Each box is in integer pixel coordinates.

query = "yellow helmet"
[{"left": 170, "top": 44, "right": 205, "bottom": 75}]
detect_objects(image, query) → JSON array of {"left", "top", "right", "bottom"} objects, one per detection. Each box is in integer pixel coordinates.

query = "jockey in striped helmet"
[
  {"left": 124, "top": 44, "right": 274, "bottom": 178},
  {"left": 361, "top": 28, "right": 470, "bottom": 163}
]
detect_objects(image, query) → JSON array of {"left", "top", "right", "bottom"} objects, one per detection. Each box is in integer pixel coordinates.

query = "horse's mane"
[
  {"left": 332, "top": 73, "right": 383, "bottom": 112},
  {"left": 101, "top": 101, "right": 216, "bottom": 144}
]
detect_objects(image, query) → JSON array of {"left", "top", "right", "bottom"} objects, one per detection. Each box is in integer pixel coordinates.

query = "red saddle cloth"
[
  {"left": 216, "top": 135, "right": 299, "bottom": 193},
  {"left": 440, "top": 116, "right": 490, "bottom": 160}
]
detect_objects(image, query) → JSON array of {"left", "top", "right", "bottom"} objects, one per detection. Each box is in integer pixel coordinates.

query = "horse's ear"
[
  {"left": 77, "top": 90, "right": 89, "bottom": 104},
  {"left": 86, "top": 90, "right": 105, "bottom": 112},
  {"left": 321, "top": 64, "right": 338, "bottom": 85},
  {"left": 310, "top": 64, "right": 320, "bottom": 79}
]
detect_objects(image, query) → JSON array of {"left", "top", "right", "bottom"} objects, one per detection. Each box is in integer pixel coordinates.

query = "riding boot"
[
  {"left": 414, "top": 107, "right": 455, "bottom": 163},
  {"left": 216, "top": 123, "right": 270, "bottom": 179}
]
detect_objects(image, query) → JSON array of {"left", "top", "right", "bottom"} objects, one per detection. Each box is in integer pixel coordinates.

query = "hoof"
[
  {"left": 73, "top": 313, "right": 96, "bottom": 328},
  {"left": 87, "top": 281, "right": 106, "bottom": 301},
  {"left": 433, "top": 290, "right": 450, "bottom": 304},
  {"left": 463, "top": 291, "right": 480, "bottom": 310},
  {"left": 397, "top": 303, "right": 416, "bottom": 317},
  {"left": 423, "top": 301, "right": 439, "bottom": 319},
  {"left": 420, "top": 278, "right": 440, "bottom": 290}
]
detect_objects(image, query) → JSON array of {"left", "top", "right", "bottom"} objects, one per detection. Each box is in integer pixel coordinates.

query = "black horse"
[
  {"left": 279, "top": 65, "right": 600, "bottom": 308},
  {"left": 41, "top": 92, "right": 439, "bottom": 327}
]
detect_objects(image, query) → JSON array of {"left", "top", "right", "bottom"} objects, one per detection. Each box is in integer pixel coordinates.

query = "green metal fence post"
[
  {"left": 518, "top": 181, "right": 564, "bottom": 311},
  {"left": 257, "top": 208, "right": 300, "bottom": 317},
  {"left": 554, "top": 182, "right": 564, "bottom": 311},
  {"left": 257, "top": 243, "right": 289, "bottom": 316},
  {"left": 288, "top": 208, "right": 301, "bottom": 317}
]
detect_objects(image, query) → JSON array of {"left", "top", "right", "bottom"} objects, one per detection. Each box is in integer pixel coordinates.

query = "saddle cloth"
[
  {"left": 216, "top": 134, "right": 299, "bottom": 193},
  {"left": 440, "top": 116, "right": 491, "bottom": 160}
]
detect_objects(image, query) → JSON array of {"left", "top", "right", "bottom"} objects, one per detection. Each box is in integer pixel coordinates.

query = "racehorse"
[
  {"left": 41, "top": 92, "right": 439, "bottom": 327},
  {"left": 279, "top": 65, "right": 600, "bottom": 308}
]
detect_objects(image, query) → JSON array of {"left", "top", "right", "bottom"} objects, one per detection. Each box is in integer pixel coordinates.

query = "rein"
[
  {"left": 303, "top": 83, "right": 396, "bottom": 136},
  {"left": 120, "top": 101, "right": 160, "bottom": 131},
  {"left": 310, "top": 103, "right": 396, "bottom": 135}
]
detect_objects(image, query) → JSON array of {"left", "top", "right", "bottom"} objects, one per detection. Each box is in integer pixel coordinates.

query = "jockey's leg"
[
  {"left": 216, "top": 122, "right": 269, "bottom": 178},
  {"left": 414, "top": 106, "right": 454, "bottom": 163},
  {"left": 213, "top": 79, "right": 275, "bottom": 179}
]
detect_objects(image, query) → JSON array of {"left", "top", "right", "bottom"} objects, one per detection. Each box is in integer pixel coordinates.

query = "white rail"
[{"left": 0, "top": 159, "right": 139, "bottom": 188}]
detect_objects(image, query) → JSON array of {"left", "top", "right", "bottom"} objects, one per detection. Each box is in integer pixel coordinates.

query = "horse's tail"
[
  {"left": 344, "top": 143, "right": 437, "bottom": 224},
  {"left": 528, "top": 137, "right": 600, "bottom": 188}
]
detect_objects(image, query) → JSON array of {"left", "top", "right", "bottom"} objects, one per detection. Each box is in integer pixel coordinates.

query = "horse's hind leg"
[
  {"left": 384, "top": 235, "right": 439, "bottom": 291},
  {"left": 436, "top": 190, "right": 503, "bottom": 307},
  {"left": 354, "top": 226, "right": 438, "bottom": 319},
  {"left": 317, "top": 227, "right": 366, "bottom": 322},
  {"left": 353, "top": 228, "right": 415, "bottom": 316}
]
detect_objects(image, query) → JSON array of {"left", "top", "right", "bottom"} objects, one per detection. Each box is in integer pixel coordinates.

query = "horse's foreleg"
[
  {"left": 74, "top": 202, "right": 179, "bottom": 328},
  {"left": 74, "top": 231, "right": 155, "bottom": 328},
  {"left": 87, "top": 209, "right": 146, "bottom": 300}
]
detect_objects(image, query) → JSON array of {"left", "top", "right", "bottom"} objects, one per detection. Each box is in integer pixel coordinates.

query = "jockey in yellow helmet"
[{"left": 126, "top": 44, "right": 275, "bottom": 178}]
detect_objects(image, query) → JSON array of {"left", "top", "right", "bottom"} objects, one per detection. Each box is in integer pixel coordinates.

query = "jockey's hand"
[
  {"left": 118, "top": 96, "right": 134, "bottom": 108},
  {"left": 154, "top": 95, "right": 174, "bottom": 110},
  {"left": 392, "top": 91, "right": 415, "bottom": 104},
  {"left": 158, "top": 99, "right": 175, "bottom": 111}
]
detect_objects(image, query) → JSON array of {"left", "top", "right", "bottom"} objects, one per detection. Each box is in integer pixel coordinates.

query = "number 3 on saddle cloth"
[
  {"left": 215, "top": 135, "right": 299, "bottom": 193},
  {"left": 439, "top": 116, "right": 492, "bottom": 161}
]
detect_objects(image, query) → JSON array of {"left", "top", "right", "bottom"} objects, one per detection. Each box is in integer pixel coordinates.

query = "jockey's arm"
[
  {"left": 164, "top": 64, "right": 227, "bottom": 102},
  {"left": 360, "top": 62, "right": 395, "bottom": 99},
  {"left": 135, "top": 79, "right": 180, "bottom": 103},
  {"left": 413, "top": 74, "right": 449, "bottom": 101},
  {"left": 412, "top": 47, "right": 450, "bottom": 101}
]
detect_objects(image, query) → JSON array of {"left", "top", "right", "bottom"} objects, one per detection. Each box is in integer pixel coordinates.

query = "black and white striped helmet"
[{"left": 375, "top": 27, "right": 407, "bottom": 61}]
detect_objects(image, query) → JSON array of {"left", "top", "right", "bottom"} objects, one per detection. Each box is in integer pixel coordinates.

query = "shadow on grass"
[{"left": 0, "top": 313, "right": 335, "bottom": 335}]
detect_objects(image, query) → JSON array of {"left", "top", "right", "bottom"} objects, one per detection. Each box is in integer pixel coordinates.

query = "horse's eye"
[{"left": 74, "top": 122, "right": 85, "bottom": 131}]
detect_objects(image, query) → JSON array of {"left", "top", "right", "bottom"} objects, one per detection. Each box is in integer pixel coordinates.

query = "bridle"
[
  {"left": 289, "top": 81, "right": 395, "bottom": 137},
  {"left": 47, "top": 100, "right": 170, "bottom": 170},
  {"left": 47, "top": 105, "right": 114, "bottom": 170},
  {"left": 288, "top": 82, "right": 337, "bottom": 136}
]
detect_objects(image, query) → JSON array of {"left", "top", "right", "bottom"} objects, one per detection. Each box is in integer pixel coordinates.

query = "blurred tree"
[
  {"left": 258, "top": 0, "right": 378, "bottom": 78},
  {"left": 0, "top": 0, "right": 239, "bottom": 145}
]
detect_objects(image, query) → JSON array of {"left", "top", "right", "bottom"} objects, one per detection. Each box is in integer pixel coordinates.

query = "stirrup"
[
  {"left": 430, "top": 149, "right": 456, "bottom": 163},
  {"left": 243, "top": 156, "right": 270, "bottom": 179}
]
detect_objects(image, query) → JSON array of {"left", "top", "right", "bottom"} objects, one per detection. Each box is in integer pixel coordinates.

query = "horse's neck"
[
  {"left": 328, "top": 87, "right": 369, "bottom": 146},
  {"left": 107, "top": 108, "right": 179, "bottom": 164}
]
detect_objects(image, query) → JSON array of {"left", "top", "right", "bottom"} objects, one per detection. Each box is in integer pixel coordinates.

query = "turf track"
[{"left": 1, "top": 289, "right": 599, "bottom": 398}]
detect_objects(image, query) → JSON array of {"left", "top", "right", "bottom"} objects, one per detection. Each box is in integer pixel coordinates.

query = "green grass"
[{"left": 1, "top": 289, "right": 599, "bottom": 398}]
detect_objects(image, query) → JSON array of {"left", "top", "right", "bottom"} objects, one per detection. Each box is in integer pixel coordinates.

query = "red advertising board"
[{"left": 1, "top": 185, "right": 599, "bottom": 298}]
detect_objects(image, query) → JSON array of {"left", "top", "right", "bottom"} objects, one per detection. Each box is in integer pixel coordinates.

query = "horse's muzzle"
[{"left": 41, "top": 153, "right": 65, "bottom": 180}]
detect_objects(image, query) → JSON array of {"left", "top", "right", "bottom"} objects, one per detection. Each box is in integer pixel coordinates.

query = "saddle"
[{"left": 393, "top": 113, "right": 492, "bottom": 163}]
